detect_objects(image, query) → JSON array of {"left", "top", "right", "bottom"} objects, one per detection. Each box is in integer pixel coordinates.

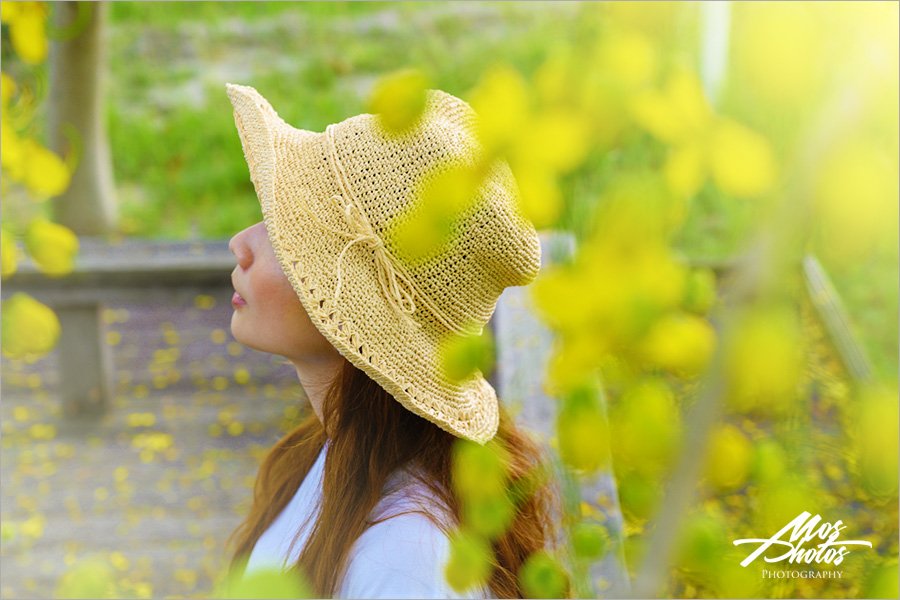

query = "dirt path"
[{"left": 1, "top": 293, "right": 305, "bottom": 599}]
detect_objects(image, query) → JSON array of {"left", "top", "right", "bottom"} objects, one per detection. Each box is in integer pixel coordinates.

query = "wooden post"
[
  {"left": 45, "top": 1, "right": 116, "bottom": 417},
  {"left": 493, "top": 230, "right": 631, "bottom": 598},
  {"left": 47, "top": 0, "right": 118, "bottom": 235},
  {"left": 57, "top": 303, "right": 113, "bottom": 419}
]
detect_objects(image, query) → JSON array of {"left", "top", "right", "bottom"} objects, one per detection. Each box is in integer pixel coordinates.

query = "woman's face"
[{"left": 228, "top": 221, "right": 341, "bottom": 366}]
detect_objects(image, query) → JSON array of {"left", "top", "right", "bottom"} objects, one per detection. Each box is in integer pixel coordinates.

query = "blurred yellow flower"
[
  {"left": 708, "top": 118, "right": 777, "bottom": 199},
  {"left": 532, "top": 45, "right": 579, "bottom": 109},
  {"left": 704, "top": 424, "right": 752, "bottom": 492},
  {"left": 21, "top": 138, "right": 71, "bottom": 198},
  {"left": 468, "top": 62, "right": 531, "bottom": 157},
  {"left": 511, "top": 108, "right": 592, "bottom": 175},
  {"left": 394, "top": 164, "right": 481, "bottom": 262},
  {"left": 638, "top": 312, "right": 717, "bottom": 377},
  {"left": 609, "top": 379, "right": 682, "bottom": 476},
  {"left": 630, "top": 66, "right": 711, "bottom": 145},
  {"left": 813, "top": 138, "right": 899, "bottom": 262},
  {"left": 0, "top": 71, "right": 16, "bottom": 107},
  {"left": 0, "top": 292, "right": 61, "bottom": 358},
  {"left": 20, "top": 512, "right": 46, "bottom": 539},
  {"left": 732, "top": 1, "right": 823, "bottom": 109},
  {"left": 440, "top": 326, "right": 495, "bottom": 383},
  {"left": 593, "top": 29, "right": 658, "bottom": 92},
  {"left": 508, "top": 162, "right": 562, "bottom": 229},
  {"left": 55, "top": 555, "right": 120, "bottom": 600},
  {"left": 557, "top": 385, "right": 610, "bottom": 473},
  {"left": 0, "top": 1, "right": 23, "bottom": 22},
  {"left": 1, "top": 118, "right": 24, "bottom": 179},
  {"left": 518, "top": 550, "right": 569, "bottom": 599},
  {"left": 217, "top": 565, "right": 311, "bottom": 600},
  {"left": 24, "top": 219, "right": 79, "bottom": 277},
  {"left": 6, "top": 1, "right": 48, "bottom": 65},
  {"left": 852, "top": 385, "right": 899, "bottom": 497},
  {"left": 724, "top": 304, "right": 802, "bottom": 416},
  {"left": 445, "top": 528, "right": 493, "bottom": 592},
  {"left": 749, "top": 438, "right": 787, "bottom": 486},
  {"left": 452, "top": 438, "right": 510, "bottom": 502},
  {"left": 601, "top": 0, "right": 681, "bottom": 39},
  {"left": 462, "top": 493, "right": 515, "bottom": 541},
  {"left": 675, "top": 510, "right": 728, "bottom": 573},
  {"left": 368, "top": 68, "right": 429, "bottom": 134},
  {"left": 681, "top": 267, "right": 717, "bottom": 316},
  {"left": 664, "top": 140, "right": 706, "bottom": 198},
  {"left": 630, "top": 67, "right": 777, "bottom": 199},
  {"left": 572, "top": 521, "right": 607, "bottom": 560},
  {"left": 1, "top": 227, "right": 18, "bottom": 279}
]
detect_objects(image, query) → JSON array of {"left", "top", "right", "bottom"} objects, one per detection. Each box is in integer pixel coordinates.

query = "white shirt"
[{"left": 243, "top": 439, "right": 493, "bottom": 599}]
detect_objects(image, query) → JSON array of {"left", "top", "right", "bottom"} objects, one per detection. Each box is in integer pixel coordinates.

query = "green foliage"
[
  {"left": 518, "top": 550, "right": 569, "bottom": 599},
  {"left": 555, "top": 381, "right": 609, "bottom": 474},
  {"left": 54, "top": 556, "right": 119, "bottom": 600},
  {"left": 444, "top": 529, "right": 494, "bottom": 593},
  {"left": 571, "top": 522, "right": 607, "bottom": 560},
  {"left": 215, "top": 565, "right": 312, "bottom": 600}
]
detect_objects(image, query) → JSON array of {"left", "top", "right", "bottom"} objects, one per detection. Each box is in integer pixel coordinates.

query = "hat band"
[{"left": 290, "top": 124, "right": 471, "bottom": 335}]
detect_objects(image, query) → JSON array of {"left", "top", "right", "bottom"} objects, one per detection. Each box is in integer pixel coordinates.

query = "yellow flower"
[
  {"left": 609, "top": 379, "right": 682, "bottom": 476},
  {"left": 218, "top": 564, "right": 312, "bottom": 600},
  {"left": 445, "top": 529, "right": 493, "bottom": 592},
  {"left": 393, "top": 164, "right": 481, "bottom": 263},
  {"left": 630, "top": 67, "right": 777, "bottom": 199},
  {"left": 704, "top": 424, "right": 752, "bottom": 492},
  {"left": 7, "top": 1, "right": 48, "bottom": 65},
  {"left": 0, "top": 1, "right": 23, "bottom": 23},
  {"left": 518, "top": 550, "right": 569, "bottom": 599},
  {"left": 593, "top": 29, "right": 658, "bottom": 92},
  {"left": 630, "top": 66, "right": 712, "bottom": 145},
  {"left": 732, "top": 1, "right": 824, "bottom": 109},
  {"left": 707, "top": 117, "right": 777, "bottom": 198},
  {"left": 556, "top": 384, "right": 610, "bottom": 473},
  {"left": 0, "top": 118, "right": 24, "bottom": 180},
  {"left": 22, "top": 138, "right": 71, "bottom": 198},
  {"left": 24, "top": 219, "right": 80, "bottom": 277},
  {"left": 1, "top": 227, "right": 18, "bottom": 280},
  {"left": 1, "top": 71, "right": 17, "bottom": 107},
  {"left": 468, "top": 62, "right": 531, "bottom": 157},
  {"left": 812, "top": 138, "right": 899, "bottom": 262},
  {"left": 0, "top": 292, "right": 61, "bottom": 358},
  {"left": 724, "top": 304, "right": 802, "bottom": 416},
  {"left": 510, "top": 107, "right": 592, "bottom": 175},
  {"left": 508, "top": 162, "right": 562, "bottom": 229},
  {"left": 852, "top": 385, "right": 899, "bottom": 497},
  {"left": 452, "top": 438, "right": 510, "bottom": 501},
  {"left": 532, "top": 45, "right": 579, "bottom": 108},
  {"left": 664, "top": 140, "right": 706, "bottom": 198},
  {"left": 368, "top": 68, "right": 429, "bottom": 134},
  {"left": 638, "top": 311, "right": 717, "bottom": 377},
  {"left": 440, "top": 326, "right": 495, "bottom": 383}
]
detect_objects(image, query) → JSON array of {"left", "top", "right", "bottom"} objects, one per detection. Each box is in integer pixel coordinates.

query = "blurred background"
[{"left": 1, "top": 1, "right": 897, "bottom": 599}]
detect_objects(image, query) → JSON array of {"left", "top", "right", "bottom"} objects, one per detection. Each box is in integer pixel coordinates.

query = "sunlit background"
[{"left": 1, "top": 2, "right": 897, "bottom": 599}]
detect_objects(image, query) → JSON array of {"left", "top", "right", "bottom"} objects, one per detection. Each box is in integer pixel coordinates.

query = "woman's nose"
[{"left": 229, "top": 234, "right": 251, "bottom": 269}]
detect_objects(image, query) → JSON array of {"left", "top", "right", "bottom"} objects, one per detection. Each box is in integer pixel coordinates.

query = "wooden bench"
[{"left": 1, "top": 236, "right": 236, "bottom": 418}]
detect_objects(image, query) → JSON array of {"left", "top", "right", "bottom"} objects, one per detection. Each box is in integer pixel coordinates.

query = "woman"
[{"left": 223, "top": 83, "right": 570, "bottom": 599}]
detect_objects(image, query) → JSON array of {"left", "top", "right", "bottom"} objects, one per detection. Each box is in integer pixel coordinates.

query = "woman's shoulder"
[{"left": 336, "top": 511, "right": 491, "bottom": 599}]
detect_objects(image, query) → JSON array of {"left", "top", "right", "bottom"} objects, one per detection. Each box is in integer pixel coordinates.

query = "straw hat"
[{"left": 225, "top": 82, "right": 541, "bottom": 444}]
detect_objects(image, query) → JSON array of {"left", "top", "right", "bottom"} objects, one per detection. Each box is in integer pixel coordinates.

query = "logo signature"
[{"left": 733, "top": 511, "right": 872, "bottom": 567}]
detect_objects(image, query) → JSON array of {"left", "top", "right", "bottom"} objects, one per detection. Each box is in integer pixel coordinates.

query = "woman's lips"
[{"left": 232, "top": 291, "right": 247, "bottom": 307}]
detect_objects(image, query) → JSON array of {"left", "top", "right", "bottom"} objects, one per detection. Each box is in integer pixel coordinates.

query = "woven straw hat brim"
[{"left": 227, "top": 83, "right": 499, "bottom": 444}]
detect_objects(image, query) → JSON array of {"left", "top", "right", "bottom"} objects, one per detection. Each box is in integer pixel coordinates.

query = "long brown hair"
[{"left": 226, "top": 356, "right": 572, "bottom": 598}]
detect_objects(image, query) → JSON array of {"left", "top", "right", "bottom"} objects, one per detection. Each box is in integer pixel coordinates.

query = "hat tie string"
[
  {"left": 296, "top": 123, "right": 472, "bottom": 335},
  {"left": 297, "top": 193, "right": 423, "bottom": 330}
]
